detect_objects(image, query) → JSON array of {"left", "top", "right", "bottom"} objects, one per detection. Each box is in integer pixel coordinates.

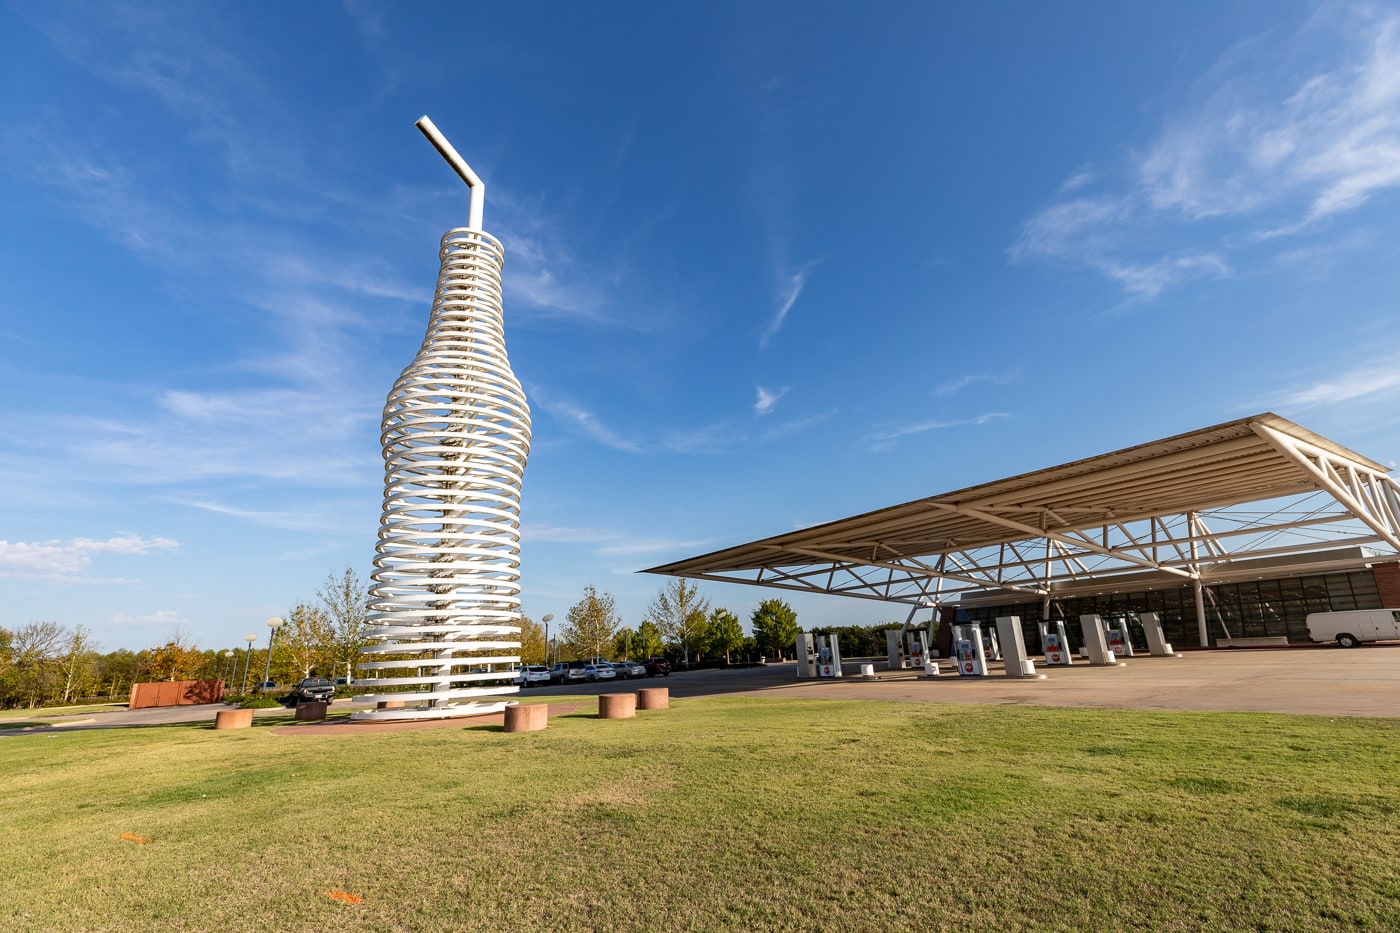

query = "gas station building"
[{"left": 648, "top": 414, "right": 1400, "bottom": 650}]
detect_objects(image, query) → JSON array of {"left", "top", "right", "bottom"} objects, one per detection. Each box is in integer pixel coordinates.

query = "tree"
[
  {"left": 0, "top": 627, "right": 17, "bottom": 708},
  {"left": 57, "top": 625, "right": 100, "bottom": 704},
  {"left": 562, "top": 586, "right": 621, "bottom": 661},
  {"left": 645, "top": 577, "right": 710, "bottom": 664},
  {"left": 635, "top": 620, "right": 665, "bottom": 659},
  {"left": 9, "top": 621, "right": 66, "bottom": 706},
  {"left": 517, "top": 616, "right": 547, "bottom": 665},
  {"left": 281, "top": 601, "right": 334, "bottom": 679},
  {"left": 318, "top": 565, "right": 369, "bottom": 682},
  {"left": 708, "top": 609, "right": 744, "bottom": 664},
  {"left": 97, "top": 648, "right": 140, "bottom": 698},
  {"left": 751, "top": 599, "right": 799, "bottom": 661},
  {"left": 144, "top": 630, "right": 205, "bottom": 682}
]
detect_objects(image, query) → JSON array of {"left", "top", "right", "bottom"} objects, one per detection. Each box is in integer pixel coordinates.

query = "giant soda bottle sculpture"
[{"left": 352, "top": 117, "right": 531, "bottom": 721}]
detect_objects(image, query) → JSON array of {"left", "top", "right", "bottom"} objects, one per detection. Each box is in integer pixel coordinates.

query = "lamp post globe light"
[
  {"left": 542, "top": 613, "right": 554, "bottom": 666},
  {"left": 221, "top": 650, "right": 234, "bottom": 688},
  {"left": 240, "top": 634, "right": 257, "bottom": 695},
  {"left": 353, "top": 117, "right": 532, "bottom": 722},
  {"left": 260, "top": 616, "right": 284, "bottom": 693}
]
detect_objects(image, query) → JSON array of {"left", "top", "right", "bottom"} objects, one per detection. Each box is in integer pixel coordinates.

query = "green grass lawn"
[{"left": 2, "top": 697, "right": 1397, "bottom": 932}]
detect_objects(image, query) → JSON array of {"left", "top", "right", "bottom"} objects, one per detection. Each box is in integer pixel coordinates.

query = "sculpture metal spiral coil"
[{"left": 352, "top": 227, "right": 531, "bottom": 721}]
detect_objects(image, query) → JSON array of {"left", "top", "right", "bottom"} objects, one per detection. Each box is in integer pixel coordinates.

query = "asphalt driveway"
[{"left": 5, "top": 644, "right": 1397, "bottom": 734}]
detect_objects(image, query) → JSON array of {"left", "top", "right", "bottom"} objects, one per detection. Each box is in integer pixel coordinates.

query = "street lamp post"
[
  {"left": 221, "top": 650, "right": 234, "bottom": 688},
  {"left": 541, "top": 613, "right": 554, "bottom": 666},
  {"left": 260, "top": 616, "right": 285, "bottom": 693},
  {"left": 240, "top": 634, "right": 257, "bottom": 695}
]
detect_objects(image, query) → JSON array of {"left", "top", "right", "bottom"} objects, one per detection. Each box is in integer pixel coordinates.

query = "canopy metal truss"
[{"left": 645, "top": 414, "right": 1400, "bottom": 641}]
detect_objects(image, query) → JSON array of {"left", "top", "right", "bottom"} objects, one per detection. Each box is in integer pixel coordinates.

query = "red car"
[{"left": 642, "top": 657, "right": 672, "bottom": 677}]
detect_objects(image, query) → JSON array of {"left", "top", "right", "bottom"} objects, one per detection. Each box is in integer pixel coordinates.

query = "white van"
[{"left": 1305, "top": 609, "right": 1400, "bottom": 648}]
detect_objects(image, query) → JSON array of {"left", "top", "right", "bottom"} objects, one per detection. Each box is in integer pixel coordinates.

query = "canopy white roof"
[{"left": 645, "top": 414, "right": 1400, "bottom": 607}]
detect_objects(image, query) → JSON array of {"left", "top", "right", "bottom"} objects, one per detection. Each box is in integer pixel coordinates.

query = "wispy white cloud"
[
  {"left": 1141, "top": 11, "right": 1400, "bottom": 228},
  {"left": 1100, "top": 252, "right": 1230, "bottom": 299},
  {"left": 660, "top": 420, "right": 738, "bottom": 455},
  {"left": 535, "top": 395, "right": 643, "bottom": 454},
  {"left": 1059, "top": 168, "right": 1095, "bottom": 193},
  {"left": 754, "top": 385, "right": 790, "bottom": 415},
  {"left": 759, "top": 408, "right": 838, "bottom": 441},
  {"left": 597, "top": 536, "right": 724, "bottom": 558},
  {"left": 1269, "top": 351, "right": 1400, "bottom": 410},
  {"left": 171, "top": 498, "right": 353, "bottom": 534},
  {"left": 866, "top": 413, "right": 1010, "bottom": 452},
  {"left": 521, "top": 526, "right": 625, "bottom": 544},
  {"left": 935, "top": 372, "right": 1019, "bottom": 397},
  {"left": 1013, "top": 6, "right": 1400, "bottom": 299},
  {"left": 110, "top": 609, "right": 186, "bottom": 627},
  {"left": 759, "top": 263, "right": 816, "bottom": 348},
  {"left": 491, "top": 189, "right": 620, "bottom": 325},
  {"left": 42, "top": 375, "right": 377, "bottom": 488},
  {"left": 0, "top": 534, "right": 177, "bottom": 579}
]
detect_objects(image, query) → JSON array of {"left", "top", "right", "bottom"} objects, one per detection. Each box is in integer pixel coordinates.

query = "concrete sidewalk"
[{"left": 742, "top": 647, "right": 1400, "bottom": 718}]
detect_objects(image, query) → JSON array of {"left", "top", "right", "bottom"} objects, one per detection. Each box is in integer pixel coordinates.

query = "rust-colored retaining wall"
[{"left": 129, "top": 680, "right": 225, "bottom": 709}]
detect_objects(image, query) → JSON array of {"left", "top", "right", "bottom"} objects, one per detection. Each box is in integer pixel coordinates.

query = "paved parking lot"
[
  {"left": 526, "top": 647, "right": 1400, "bottom": 718},
  {"left": 6, "top": 645, "right": 1398, "bottom": 734},
  {"left": 767, "top": 646, "right": 1400, "bottom": 718}
]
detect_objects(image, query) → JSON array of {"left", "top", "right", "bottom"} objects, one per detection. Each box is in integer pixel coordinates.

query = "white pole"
[{"left": 415, "top": 115, "right": 485, "bottom": 231}]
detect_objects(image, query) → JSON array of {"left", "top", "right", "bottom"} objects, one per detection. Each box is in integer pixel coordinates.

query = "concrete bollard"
[
  {"left": 859, "top": 663, "right": 876, "bottom": 681},
  {"left": 214, "top": 708, "right": 254, "bottom": 730},
  {"left": 599, "top": 693, "right": 637, "bottom": 719},
  {"left": 294, "top": 701, "right": 328, "bottom": 722},
  {"left": 636, "top": 687, "right": 669, "bottom": 710},
  {"left": 504, "top": 703, "right": 548, "bottom": 733}
]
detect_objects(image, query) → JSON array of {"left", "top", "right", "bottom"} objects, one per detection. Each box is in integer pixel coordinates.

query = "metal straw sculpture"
[{"left": 353, "top": 117, "right": 531, "bottom": 721}]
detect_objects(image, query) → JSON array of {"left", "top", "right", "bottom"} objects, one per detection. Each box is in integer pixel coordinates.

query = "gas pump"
[
  {"left": 816, "top": 633, "right": 842, "bottom": 678},
  {"left": 795, "top": 632, "right": 817, "bottom": 679},
  {"left": 885, "top": 628, "right": 909, "bottom": 669},
  {"left": 1104, "top": 615, "right": 1134, "bottom": 658},
  {"left": 952, "top": 623, "right": 989, "bottom": 676},
  {"left": 907, "top": 629, "right": 927, "bottom": 670},
  {"left": 1037, "top": 620, "right": 1073, "bottom": 666},
  {"left": 980, "top": 626, "right": 1001, "bottom": 662},
  {"left": 908, "top": 628, "right": 939, "bottom": 675}
]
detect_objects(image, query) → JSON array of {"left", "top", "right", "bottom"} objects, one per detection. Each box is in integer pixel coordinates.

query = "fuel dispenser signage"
[
  {"left": 1105, "top": 617, "right": 1134, "bottom": 657},
  {"left": 1038, "top": 620, "right": 1073, "bottom": 666},
  {"left": 953, "top": 624, "right": 988, "bottom": 676}
]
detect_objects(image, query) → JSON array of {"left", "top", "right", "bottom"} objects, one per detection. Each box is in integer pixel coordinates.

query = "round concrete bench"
[
  {"left": 636, "top": 687, "right": 669, "bottom": 710},
  {"left": 214, "top": 708, "right": 253, "bottom": 730},
  {"left": 598, "top": 693, "right": 636, "bottom": 719},
  {"left": 377, "top": 700, "right": 405, "bottom": 710},
  {"left": 504, "top": 703, "right": 548, "bottom": 733}
]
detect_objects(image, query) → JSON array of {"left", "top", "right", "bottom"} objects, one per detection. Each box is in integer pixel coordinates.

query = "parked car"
[
  {"left": 583, "top": 663, "right": 617, "bottom": 682},
  {"left": 288, "top": 677, "right": 334, "bottom": 704},
  {"left": 611, "top": 660, "right": 646, "bottom": 679},
  {"left": 550, "top": 661, "right": 588, "bottom": 684},
  {"left": 642, "top": 657, "right": 672, "bottom": 677},
  {"left": 513, "top": 665, "right": 551, "bottom": 687}
]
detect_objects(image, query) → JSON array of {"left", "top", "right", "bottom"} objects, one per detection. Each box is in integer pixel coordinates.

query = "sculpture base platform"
[{"left": 350, "top": 700, "right": 513, "bottom": 723}]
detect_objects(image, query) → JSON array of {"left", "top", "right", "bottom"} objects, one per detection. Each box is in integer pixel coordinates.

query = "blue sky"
[{"left": 3, "top": 1, "right": 1400, "bottom": 652}]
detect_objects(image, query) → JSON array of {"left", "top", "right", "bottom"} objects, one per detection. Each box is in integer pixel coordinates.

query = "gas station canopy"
[{"left": 645, "top": 414, "right": 1400, "bottom": 608}]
